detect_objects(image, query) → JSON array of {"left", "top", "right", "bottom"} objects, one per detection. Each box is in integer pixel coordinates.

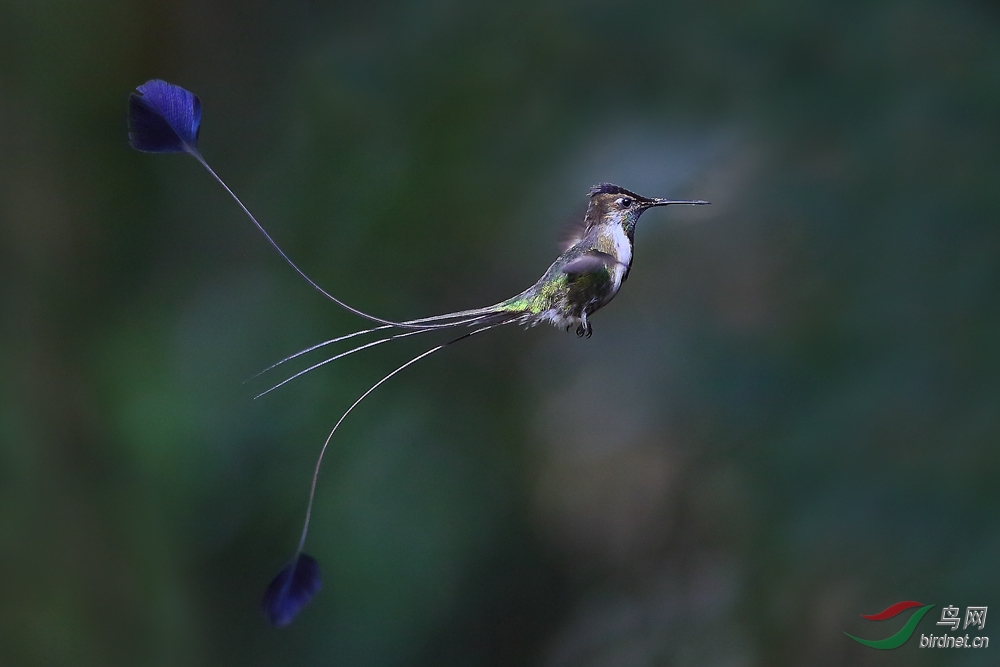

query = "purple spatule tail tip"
[
  {"left": 262, "top": 553, "right": 322, "bottom": 628},
  {"left": 127, "top": 79, "right": 202, "bottom": 154}
]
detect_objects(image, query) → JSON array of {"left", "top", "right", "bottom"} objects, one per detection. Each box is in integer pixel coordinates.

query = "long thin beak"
[{"left": 647, "top": 198, "right": 710, "bottom": 207}]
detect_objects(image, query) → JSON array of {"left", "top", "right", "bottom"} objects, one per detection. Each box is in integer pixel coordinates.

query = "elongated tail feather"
[
  {"left": 251, "top": 298, "right": 528, "bottom": 389},
  {"left": 127, "top": 79, "right": 487, "bottom": 331},
  {"left": 403, "top": 305, "right": 509, "bottom": 325},
  {"left": 255, "top": 308, "right": 527, "bottom": 397},
  {"left": 267, "top": 319, "right": 515, "bottom": 625},
  {"left": 262, "top": 553, "right": 321, "bottom": 628},
  {"left": 128, "top": 80, "right": 201, "bottom": 154},
  {"left": 126, "top": 80, "right": 543, "bottom": 629},
  {"left": 255, "top": 328, "right": 433, "bottom": 399},
  {"left": 247, "top": 324, "right": 394, "bottom": 382}
]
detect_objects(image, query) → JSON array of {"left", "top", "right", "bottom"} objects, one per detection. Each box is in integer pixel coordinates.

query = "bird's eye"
[{"left": 617, "top": 197, "right": 633, "bottom": 208}]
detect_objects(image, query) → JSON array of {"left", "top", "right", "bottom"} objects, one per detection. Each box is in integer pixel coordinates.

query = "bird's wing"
[
  {"left": 561, "top": 250, "right": 624, "bottom": 277},
  {"left": 557, "top": 206, "right": 589, "bottom": 251}
]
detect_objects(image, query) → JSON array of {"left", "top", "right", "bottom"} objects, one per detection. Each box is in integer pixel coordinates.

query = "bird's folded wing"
[{"left": 562, "top": 250, "right": 624, "bottom": 276}]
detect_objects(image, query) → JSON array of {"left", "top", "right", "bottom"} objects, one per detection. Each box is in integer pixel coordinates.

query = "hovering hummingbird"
[
  {"left": 127, "top": 79, "right": 709, "bottom": 627},
  {"left": 379, "top": 181, "right": 709, "bottom": 338}
]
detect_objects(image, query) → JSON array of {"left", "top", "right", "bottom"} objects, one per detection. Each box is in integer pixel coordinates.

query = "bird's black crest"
[{"left": 588, "top": 183, "right": 642, "bottom": 199}]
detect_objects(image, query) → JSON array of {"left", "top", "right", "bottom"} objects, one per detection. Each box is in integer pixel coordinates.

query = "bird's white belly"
[
  {"left": 608, "top": 225, "right": 631, "bottom": 293},
  {"left": 611, "top": 225, "right": 632, "bottom": 267}
]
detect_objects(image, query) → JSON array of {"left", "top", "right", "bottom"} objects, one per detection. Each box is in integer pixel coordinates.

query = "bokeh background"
[{"left": 2, "top": 1, "right": 999, "bottom": 665}]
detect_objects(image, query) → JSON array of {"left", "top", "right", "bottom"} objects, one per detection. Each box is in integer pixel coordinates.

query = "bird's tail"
[
  {"left": 400, "top": 296, "right": 530, "bottom": 327},
  {"left": 250, "top": 296, "right": 531, "bottom": 399}
]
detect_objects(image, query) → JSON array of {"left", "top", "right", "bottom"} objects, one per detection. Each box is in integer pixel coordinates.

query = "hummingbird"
[
  {"left": 126, "top": 79, "right": 709, "bottom": 627},
  {"left": 421, "top": 182, "right": 711, "bottom": 339}
]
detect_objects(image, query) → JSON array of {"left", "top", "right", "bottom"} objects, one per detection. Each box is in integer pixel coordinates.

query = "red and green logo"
[{"left": 845, "top": 601, "right": 936, "bottom": 649}]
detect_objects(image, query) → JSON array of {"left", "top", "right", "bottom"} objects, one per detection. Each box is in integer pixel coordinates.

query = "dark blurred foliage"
[{"left": 2, "top": 0, "right": 999, "bottom": 665}]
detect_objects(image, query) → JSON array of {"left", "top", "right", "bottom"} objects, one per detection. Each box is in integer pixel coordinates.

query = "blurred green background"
[{"left": 2, "top": 0, "right": 999, "bottom": 665}]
